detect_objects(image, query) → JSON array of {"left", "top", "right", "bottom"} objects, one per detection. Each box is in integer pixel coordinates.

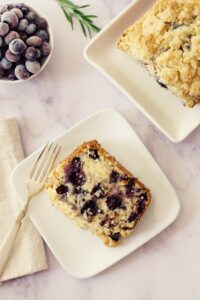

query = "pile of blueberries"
[{"left": 0, "top": 3, "right": 51, "bottom": 81}]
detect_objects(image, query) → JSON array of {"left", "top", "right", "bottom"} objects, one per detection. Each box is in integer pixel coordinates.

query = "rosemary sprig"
[{"left": 57, "top": 0, "right": 101, "bottom": 38}]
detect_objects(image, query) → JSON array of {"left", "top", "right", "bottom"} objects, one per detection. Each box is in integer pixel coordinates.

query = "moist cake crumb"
[{"left": 45, "top": 140, "right": 151, "bottom": 246}]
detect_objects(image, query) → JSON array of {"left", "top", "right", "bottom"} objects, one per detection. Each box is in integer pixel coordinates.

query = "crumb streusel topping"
[{"left": 118, "top": 0, "right": 200, "bottom": 107}]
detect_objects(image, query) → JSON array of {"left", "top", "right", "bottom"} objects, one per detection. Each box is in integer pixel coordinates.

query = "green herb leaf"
[{"left": 57, "top": 0, "right": 101, "bottom": 38}]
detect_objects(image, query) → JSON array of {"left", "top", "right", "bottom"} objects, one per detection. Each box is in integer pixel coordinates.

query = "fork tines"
[{"left": 29, "top": 142, "right": 61, "bottom": 183}]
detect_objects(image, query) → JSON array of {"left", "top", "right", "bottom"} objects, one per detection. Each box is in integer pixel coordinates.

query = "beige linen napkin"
[{"left": 0, "top": 118, "right": 48, "bottom": 282}]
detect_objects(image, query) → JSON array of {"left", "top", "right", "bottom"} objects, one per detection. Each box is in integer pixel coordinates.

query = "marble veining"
[{"left": 0, "top": 0, "right": 200, "bottom": 299}]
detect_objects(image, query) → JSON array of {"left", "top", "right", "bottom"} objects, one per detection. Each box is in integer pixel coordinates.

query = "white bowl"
[{"left": 0, "top": 2, "right": 54, "bottom": 83}]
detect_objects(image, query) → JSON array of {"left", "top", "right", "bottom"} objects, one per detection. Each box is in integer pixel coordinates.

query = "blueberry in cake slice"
[
  {"left": 118, "top": 0, "right": 200, "bottom": 107},
  {"left": 45, "top": 140, "right": 151, "bottom": 246}
]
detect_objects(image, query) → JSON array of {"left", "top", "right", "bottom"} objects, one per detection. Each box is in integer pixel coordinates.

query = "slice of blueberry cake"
[{"left": 45, "top": 140, "right": 151, "bottom": 246}]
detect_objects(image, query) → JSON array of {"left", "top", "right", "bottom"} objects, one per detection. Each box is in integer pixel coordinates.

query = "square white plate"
[
  {"left": 84, "top": 0, "right": 200, "bottom": 143},
  {"left": 11, "top": 110, "right": 180, "bottom": 279}
]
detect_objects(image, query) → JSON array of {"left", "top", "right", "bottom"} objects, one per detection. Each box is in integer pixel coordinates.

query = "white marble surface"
[{"left": 1, "top": 0, "right": 200, "bottom": 299}]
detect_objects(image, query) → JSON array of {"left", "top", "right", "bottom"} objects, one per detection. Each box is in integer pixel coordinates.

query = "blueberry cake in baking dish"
[
  {"left": 118, "top": 0, "right": 200, "bottom": 107},
  {"left": 45, "top": 140, "right": 151, "bottom": 247}
]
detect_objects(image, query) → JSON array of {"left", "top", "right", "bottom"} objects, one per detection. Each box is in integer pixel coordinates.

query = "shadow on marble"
[{"left": 181, "top": 123, "right": 200, "bottom": 146}]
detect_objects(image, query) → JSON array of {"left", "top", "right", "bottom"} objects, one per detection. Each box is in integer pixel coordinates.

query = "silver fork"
[{"left": 0, "top": 142, "right": 61, "bottom": 279}]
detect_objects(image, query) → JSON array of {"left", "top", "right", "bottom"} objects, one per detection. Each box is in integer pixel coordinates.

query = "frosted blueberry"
[
  {"left": 0, "top": 5, "right": 9, "bottom": 14},
  {"left": 25, "top": 47, "right": 41, "bottom": 61},
  {"left": 10, "top": 8, "right": 23, "bottom": 19},
  {"left": 26, "top": 35, "right": 42, "bottom": 47},
  {"left": 16, "top": 4, "right": 28, "bottom": 15},
  {"left": 1, "top": 57, "right": 12, "bottom": 70},
  {"left": 25, "top": 11, "right": 37, "bottom": 21},
  {"left": 25, "top": 60, "right": 40, "bottom": 74},
  {"left": 35, "top": 16, "right": 47, "bottom": 29},
  {"left": 1, "top": 11, "right": 19, "bottom": 28},
  {"left": 40, "top": 41, "right": 51, "bottom": 56},
  {"left": 0, "top": 22, "right": 9, "bottom": 36},
  {"left": 15, "top": 64, "right": 30, "bottom": 79},
  {"left": 5, "top": 49, "right": 20, "bottom": 62},
  {"left": 4, "top": 31, "right": 20, "bottom": 45},
  {"left": 35, "top": 29, "right": 49, "bottom": 41},
  {"left": 25, "top": 23, "right": 36, "bottom": 35},
  {"left": 9, "top": 38, "right": 26, "bottom": 54},
  {"left": 17, "top": 18, "right": 28, "bottom": 31}
]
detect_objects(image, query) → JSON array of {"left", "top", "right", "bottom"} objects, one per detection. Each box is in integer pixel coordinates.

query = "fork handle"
[{"left": 0, "top": 201, "right": 29, "bottom": 279}]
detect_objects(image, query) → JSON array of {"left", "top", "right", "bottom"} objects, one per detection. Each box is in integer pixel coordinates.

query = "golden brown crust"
[{"left": 118, "top": 0, "right": 200, "bottom": 107}]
